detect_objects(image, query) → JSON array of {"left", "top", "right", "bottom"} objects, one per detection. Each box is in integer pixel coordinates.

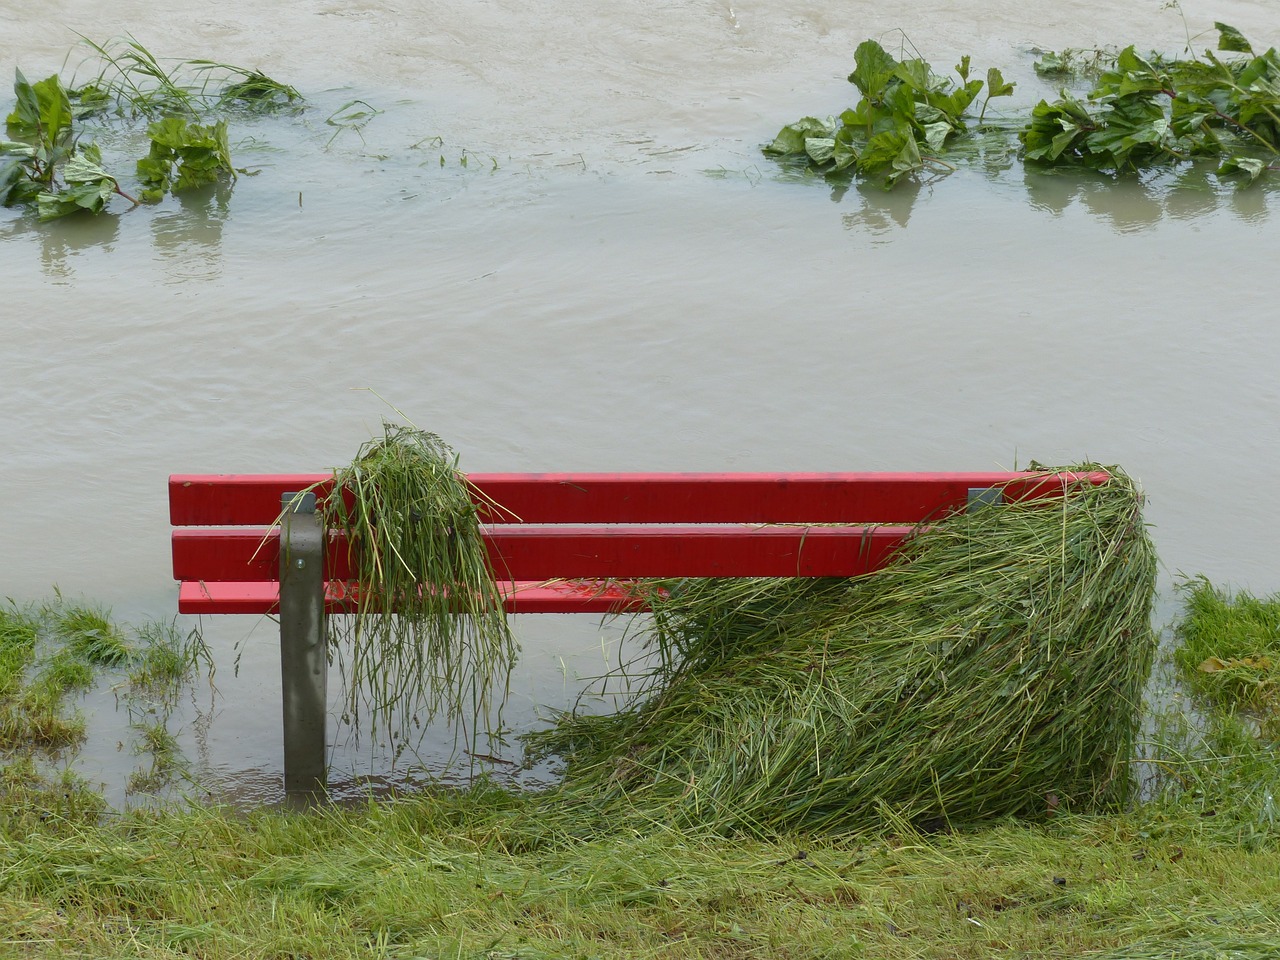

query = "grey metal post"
[
  {"left": 967, "top": 487, "right": 1005, "bottom": 512},
  {"left": 279, "top": 491, "right": 327, "bottom": 798}
]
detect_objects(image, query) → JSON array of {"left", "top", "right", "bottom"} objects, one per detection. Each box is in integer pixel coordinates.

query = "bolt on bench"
[{"left": 170, "top": 470, "right": 1107, "bottom": 796}]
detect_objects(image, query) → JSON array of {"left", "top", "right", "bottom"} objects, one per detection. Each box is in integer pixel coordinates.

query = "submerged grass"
[
  {"left": 0, "top": 602, "right": 206, "bottom": 784},
  {"left": 128, "top": 619, "right": 210, "bottom": 698},
  {"left": 321, "top": 422, "right": 517, "bottom": 736},
  {"left": 528, "top": 466, "right": 1157, "bottom": 836},
  {"left": 1173, "top": 577, "right": 1280, "bottom": 726},
  {"left": 0, "top": 603, "right": 39, "bottom": 697},
  {"left": 51, "top": 602, "right": 133, "bottom": 666}
]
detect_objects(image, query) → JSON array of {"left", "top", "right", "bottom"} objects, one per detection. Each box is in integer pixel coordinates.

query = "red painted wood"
[
  {"left": 170, "top": 470, "right": 1111, "bottom": 617},
  {"left": 178, "top": 579, "right": 651, "bottom": 615},
  {"left": 172, "top": 524, "right": 914, "bottom": 582},
  {"left": 169, "top": 471, "right": 1109, "bottom": 526}
]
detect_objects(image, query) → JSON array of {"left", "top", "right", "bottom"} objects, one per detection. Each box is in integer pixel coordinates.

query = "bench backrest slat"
[
  {"left": 170, "top": 471, "right": 1108, "bottom": 526},
  {"left": 173, "top": 525, "right": 914, "bottom": 582}
]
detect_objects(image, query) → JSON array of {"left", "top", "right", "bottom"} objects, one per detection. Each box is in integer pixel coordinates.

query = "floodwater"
[{"left": 2, "top": 0, "right": 1279, "bottom": 806}]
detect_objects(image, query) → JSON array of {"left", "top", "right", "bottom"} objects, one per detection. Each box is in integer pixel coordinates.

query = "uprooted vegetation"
[
  {"left": 0, "top": 36, "right": 300, "bottom": 220},
  {"left": 527, "top": 467, "right": 1157, "bottom": 835},
  {"left": 765, "top": 23, "right": 1280, "bottom": 188}
]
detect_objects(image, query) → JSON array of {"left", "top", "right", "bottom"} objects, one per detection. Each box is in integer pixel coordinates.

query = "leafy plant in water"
[
  {"left": 1, "top": 71, "right": 136, "bottom": 219},
  {"left": 2, "top": 37, "right": 300, "bottom": 220},
  {"left": 1032, "top": 47, "right": 1118, "bottom": 82},
  {"left": 763, "top": 38, "right": 1015, "bottom": 188},
  {"left": 136, "top": 116, "right": 234, "bottom": 202},
  {"left": 1021, "top": 25, "right": 1280, "bottom": 180},
  {"left": 768, "top": 24, "right": 1279, "bottom": 188}
]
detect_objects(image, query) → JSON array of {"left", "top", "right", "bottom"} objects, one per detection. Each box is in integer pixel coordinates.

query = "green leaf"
[
  {"left": 1215, "top": 23, "right": 1254, "bottom": 55},
  {"left": 1020, "top": 95, "right": 1095, "bottom": 163},
  {"left": 986, "top": 67, "right": 1015, "bottom": 99},
  {"left": 933, "top": 78, "right": 984, "bottom": 119},
  {"left": 857, "top": 125, "right": 924, "bottom": 186},
  {"left": 1218, "top": 155, "right": 1266, "bottom": 182},
  {"left": 922, "top": 121, "right": 953, "bottom": 153},
  {"left": 62, "top": 151, "right": 114, "bottom": 186},
  {"left": 35, "top": 177, "right": 114, "bottom": 220},
  {"left": 892, "top": 58, "right": 933, "bottom": 97},
  {"left": 1034, "top": 52, "right": 1070, "bottom": 79},
  {"left": 955, "top": 55, "right": 971, "bottom": 83},
  {"left": 0, "top": 157, "right": 26, "bottom": 205},
  {"left": 887, "top": 132, "right": 924, "bottom": 184},
  {"left": 830, "top": 139, "right": 859, "bottom": 171},
  {"left": 1100, "top": 46, "right": 1168, "bottom": 98},
  {"left": 7, "top": 71, "right": 71, "bottom": 144},
  {"left": 763, "top": 117, "right": 836, "bottom": 156},
  {"left": 848, "top": 40, "right": 898, "bottom": 98},
  {"left": 0, "top": 140, "right": 36, "bottom": 158},
  {"left": 147, "top": 116, "right": 193, "bottom": 150},
  {"left": 8, "top": 70, "right": 41, "bottom": 137},
  {"left": 804, "top": 137, "right": 836, "bottom": 165}
]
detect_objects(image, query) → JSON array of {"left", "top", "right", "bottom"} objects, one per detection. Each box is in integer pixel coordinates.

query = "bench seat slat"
[
  {"left": 173, "top": 524, "right": 914, "bottom": 582},
  {"left": 170, "top": 471, "right": 1109, "bottom": 526},
  {"left": 178, "top": 579, "right": 651, "bottom": 615}
]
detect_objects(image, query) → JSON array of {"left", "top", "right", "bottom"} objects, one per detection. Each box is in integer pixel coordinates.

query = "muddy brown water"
[{"left": 2, "top": 0, "right": 1278, "bottom": 806}]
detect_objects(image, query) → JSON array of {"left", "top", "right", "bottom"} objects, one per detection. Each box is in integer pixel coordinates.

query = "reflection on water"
[
  {"left": 1, "top": 212, "right": 124, "bottom": 282},
  {"left": 830, "top": 160, "right": 1275, "bottom": 241},
  {"left": 150, "top": 183, "right": 233, "bottom": 283},
  {"left": 1023, "top": 163, "right": 1274, "bottom": 231},
  {"left": 840, "top": 179, "right": 924, "bottom": 236}
]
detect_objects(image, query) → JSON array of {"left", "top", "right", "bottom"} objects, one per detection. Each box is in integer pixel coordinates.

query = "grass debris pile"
[
  {"left": 322, "top": 423, "right": 516, "bottom": 734},
  {"left": 530, "top": 466, "right": 1157, "bottom": 835}
]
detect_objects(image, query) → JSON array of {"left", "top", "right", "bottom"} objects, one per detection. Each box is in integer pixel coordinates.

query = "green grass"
[
  {"left": 125, "top": 720, "right": 186, "bottom": 796},
  {"left": 0, "top": 578, "right": 1277, "bottom": 958},
  {"left": 76, "top": 34, "right": 302, "bottom": 118},
  {"left": 319, "top": 422, "right": 517, "bottom": 736},
  {"left": 529, "top": 467, "right": 1157, "bottom": 836},
  {"left": 0, "top": 688, "right": 86, "bottom": 750},
  {"left": 0, "top": 755, "right": 105, "bottom": 838},
  {"left": 38, "top": 649, "right": 96, "bottom": 693},
  {"left": 0, "top": 778, "right": 1278, "bottom": 959},
  {"left": 128, "top": 619, "right": 209, "bottom": 697},
  {"left": 0, "top": 604, "right": 90, "bottom": 750},
  {"left": 0, "top": 604, "right": 206, "bottom": 760},
  {"left": 51, "top": 602, "right": 133, "bottom": 666},
  {"left": 1173, "top": 577, "right": 1280, "bottom": 725},
  {"left": 0, "top": 603, "right": 39, "bottom": 697}
]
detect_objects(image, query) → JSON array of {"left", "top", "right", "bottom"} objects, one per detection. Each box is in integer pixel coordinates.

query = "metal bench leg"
[{"left": 279, "top": 492, "right": 327, "bottom": 799}]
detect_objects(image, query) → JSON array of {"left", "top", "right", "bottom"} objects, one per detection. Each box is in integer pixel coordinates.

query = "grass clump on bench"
[
  {"left": 528, "top": 466, "right": 1157, "bottom": 836},
  {"left": 321, "top": 423, "right": 516, "bottom": 734}
]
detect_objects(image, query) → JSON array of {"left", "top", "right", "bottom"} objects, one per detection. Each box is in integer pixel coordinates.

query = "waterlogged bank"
[
  {"left": 3, "top": 733, "right": 1280, "bottom": 958},
  {"left": 4, "top": 0, "right": 1280, "bottom": 797}
]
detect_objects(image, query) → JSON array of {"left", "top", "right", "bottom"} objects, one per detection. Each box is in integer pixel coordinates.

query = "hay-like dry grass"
[{"left": 529, "top": 465, "right": 1157, "bottom": 835}]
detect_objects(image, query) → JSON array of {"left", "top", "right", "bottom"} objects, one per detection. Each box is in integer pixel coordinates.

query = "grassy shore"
[{"left": 2, "top": 582, "right": 1279, "bottom": 959}]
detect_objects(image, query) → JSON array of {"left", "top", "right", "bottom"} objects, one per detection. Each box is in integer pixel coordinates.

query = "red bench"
[{"left": 169, "top": 469, "right": 1107, "bottom": 795}]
